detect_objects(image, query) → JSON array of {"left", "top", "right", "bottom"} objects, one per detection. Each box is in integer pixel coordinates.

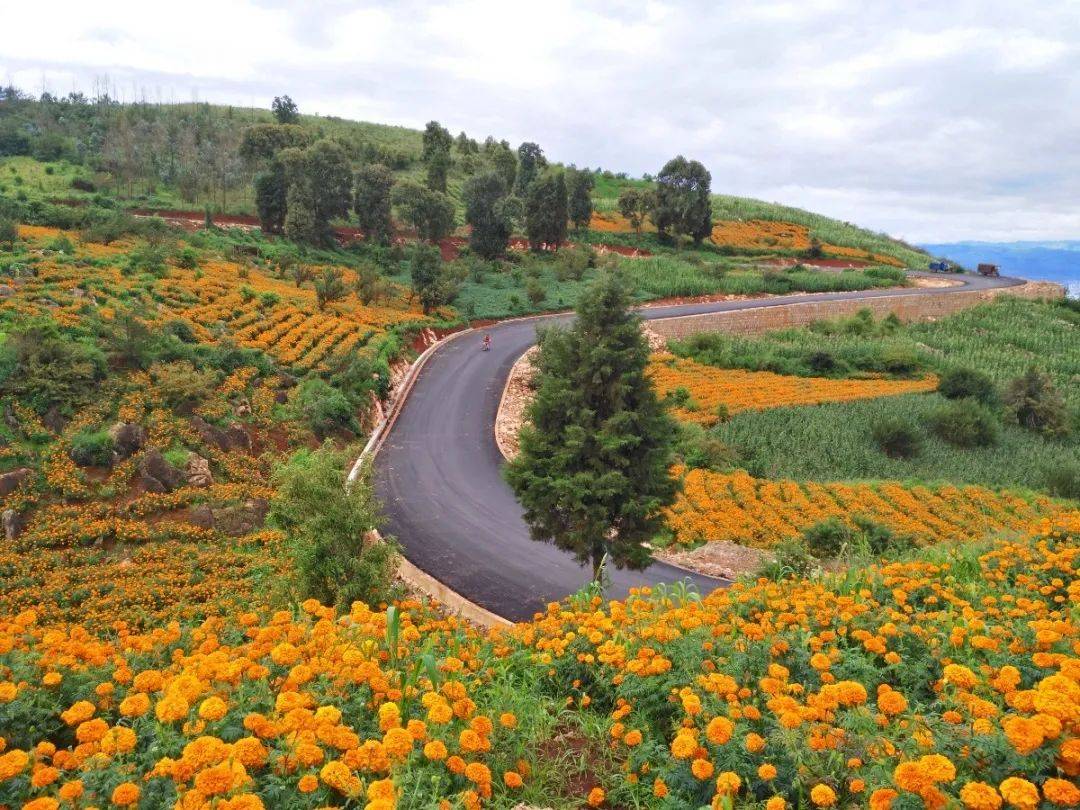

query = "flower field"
[
  {"left": 587, "top": 213, "right": 905, "bottom": 266},
  {"left": 7, "top": 227, "right": 436, "bottom": 372},
  {"left": 0, "top": 515, "right": 1075, "bottom": 809},
  {"left": 649, "top": 354, "right": 938, "bottom": 426},
  {"left": 664, "top": 467, "right": 1064, "bottom": 548}
]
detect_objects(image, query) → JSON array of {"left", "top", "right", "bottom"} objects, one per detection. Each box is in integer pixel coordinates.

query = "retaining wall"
[{"left": 648, "top": 281, "right": 1064, "bottom": 340}]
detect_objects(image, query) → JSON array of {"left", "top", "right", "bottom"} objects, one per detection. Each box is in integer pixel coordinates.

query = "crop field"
[
  {"left": 650, "top": 354, "right": 938, "bottom": 426},
  {"left": 663, "top": 466, "right": 1062, "bottom": 548}
]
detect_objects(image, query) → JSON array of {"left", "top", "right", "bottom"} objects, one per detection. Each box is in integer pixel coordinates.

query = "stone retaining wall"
[{"left": 648, "top": 281, "right": 1063, "bottom": 340}]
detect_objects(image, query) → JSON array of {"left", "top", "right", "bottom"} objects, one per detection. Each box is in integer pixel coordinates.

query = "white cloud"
[{"left": 2, "top": 0, "right": 1079, "bottom": 242}]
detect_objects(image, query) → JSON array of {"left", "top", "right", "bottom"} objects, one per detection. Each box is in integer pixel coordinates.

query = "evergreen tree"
[
  {"left": 271, "top": 95, "right": 299, "bottom": 124},
  {"left": 524, "top": 169, "right": 568, "bottom": 250},
  {"left": 652, "top": 155, "right": 713, "bottom": 244},
  {"left": 617, "top": 187, "right": 653, "bottom": 234},
  {"left": 392, "top": 181, "right": 456, "bottom": 243},
  {"left": 566, "top": 168, "right": 595, "bottom": 231},
  {"left": 422, "top": 120, "right": 453, "bottom": 192},
  {"left": 484, "top": 137, "right": 517, "bottom": 191},
  {"left": 514, "top": 141, "right": 547, "bottom": 195},
  {"left": 409, "top": 243, "right": 454, "bottom": 314},
  {"left": 353, "top": 163, "right": 395, "bottom": 244},
  {"left": 279, "top": 140, "right": 352, "bottom": 245},
  {"left": 505, "top": 274, "right": 678, "bottom": 579},
  {"left": 253, "top": 161, "right": 287, "bottom": 233},
  {"left": 463, "top": 171, "right": 513, "bottom": 259}
]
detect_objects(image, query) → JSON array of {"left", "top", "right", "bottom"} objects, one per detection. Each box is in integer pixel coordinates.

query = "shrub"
[
  {"left": 1043, "top": 460, "right": 1080, "bottom": 500},
  {"left": 872, "top": 417, "right": 922, "bottom": 459},
  {"left": 70, "top": 176, "right": 96, "bottom": 193},
  {"left": 525, "top": 277, "right": 546, "bottom": 307},
  {"left": 292, "top": 378, "right": 356, "bottom": 437},
  {"left": 174, "top": 247, "right": 199, "bottom": 269},
  {"left": 927, "top": 399, "right": 1000, "bottom": 447},
  {"left": 148, "top": 361, "right": 219, "bottom": 410},
  {"left": 0, "top": 217, "right": 16, "bottom": 249},
  {"left": 69, "top": 428, "right": 115, "bottom": 467},
  {"left": 851, "top": 515, "right": 918, "bottom": 556},
  {"left": 269, "top": 444, "right": 398, "bottom": 610},
  {"left": 1004, "top": 367, "right": 1069, "bottom": 437},
  {"left": 806, "top": 350, "right": 836, "bottom": 373},
  {"left": 675, "top": 424, "right": 736, "bottom": 471},
  {"left": 801, "top": 517, "right": 853, "bottom": 559},
  {"left": 757, "top": 536, "right": 816, "bottom": 580},
  {"left": 938, "top": 367, "right": 997, "bottom": 404}
]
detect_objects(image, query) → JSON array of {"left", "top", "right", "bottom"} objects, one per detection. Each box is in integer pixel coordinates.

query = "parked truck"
[{"left": 977, "top": 263, "right": 1000, "bottom": 277}]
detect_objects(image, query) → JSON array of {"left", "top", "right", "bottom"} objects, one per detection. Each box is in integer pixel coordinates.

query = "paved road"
[{"left": 373, "top": 272, "right": 1023, "bottom": 622}]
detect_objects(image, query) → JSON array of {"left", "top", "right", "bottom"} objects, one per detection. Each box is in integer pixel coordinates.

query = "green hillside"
[{"left": 0, "top": 94, "right": 928, "bottom": 266}]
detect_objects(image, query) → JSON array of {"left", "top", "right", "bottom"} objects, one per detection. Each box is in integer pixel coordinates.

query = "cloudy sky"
[{"left": 3, "top": 0, "right": 1079, "bottom": 242}]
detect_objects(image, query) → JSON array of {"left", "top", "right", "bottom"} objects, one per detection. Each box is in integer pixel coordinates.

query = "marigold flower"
[
  {"left": 691, "top": 758, "right": 714, "bottom": 780},
  {"left": 811, "top": 784, "right": 837, "bottom": 807},
  {"left": 758, "top": 763, "right": 778, "bottom": 780},
  {"left": 705, "top": 716, "right": 733, "bottom": 745},
  {"left": 198, "top": 696, "right": 228, "bottom": 722},
  {"left": 766, "top": 798, "right": 785, "bottom": 810},
  {"left": 961, "top": 782, "right": 1003, "bottom": 810},
  {"left": 587, "top": 787, "right": 605, "bottom": 807},
  {"left": 298, "top": 774, "right": 318, "bottom": 793},
  {"left": 999, "top": 778, "right": 1039, "bottom": 810},
  {"left": 869, "top": 788, "right": 899, "bottom": 810},
  {"left": 1042, "top": 778, "right": 1080, "bottom": 806},
  {"left": 111, "top": 781, "right": 141, "bottom": 806},
  {"left": 715, "top": 771, "right": 741, "bottom": 796},
  {"left": 503, "top": 771, "right": 523, "bottom": 788}
]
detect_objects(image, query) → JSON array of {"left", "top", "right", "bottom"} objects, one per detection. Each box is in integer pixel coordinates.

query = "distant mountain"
[{"left": 921, "top": 240, "right": 1080, "bottom": 295}]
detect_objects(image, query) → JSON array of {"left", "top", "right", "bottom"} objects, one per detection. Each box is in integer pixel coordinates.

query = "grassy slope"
[{"left": 2, "top": 100, "right": 930, "bottom": 265}]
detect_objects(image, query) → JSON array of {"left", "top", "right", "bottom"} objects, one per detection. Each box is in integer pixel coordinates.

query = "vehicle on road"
[{"left": 977, "top": 263, "right": 1001, "bottom": 277}]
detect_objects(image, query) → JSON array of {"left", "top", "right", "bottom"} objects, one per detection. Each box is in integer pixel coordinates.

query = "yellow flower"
[
  {"left": 715, "top": 772, "right": 741, "bottom": 796},
  {"left": 999, "top": 778, "right": 1039, "bottom": 810},
  {"left": 705, "top": 716, "right": 733, "bottom": 745},
  {"left": 811, "top": 784, "right": 837, "bottom": 807},
  {"left": 758, "top": 763, "right": 778, "bottom": 780},
  {"left": 587, "top": 787, "right": 605, "bottom": 807},
  {"left": 691, "top": 758, "right": 714, "bottom": 780},
  {"left": 111, "top": 781, "right": 141, "bottom": 807},
  {"left": 1042, "top": 778, "right": 1080, "bottom": 807},
  {"left": 961, "top": 782, "right": 1003, "bottom": 810},
  {"left": 198, "top": 696, "right": 228, "bottom": 722}
]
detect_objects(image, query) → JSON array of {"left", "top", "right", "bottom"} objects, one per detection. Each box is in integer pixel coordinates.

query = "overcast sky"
[{"left": 3, "top": 0, "right": 1079, "bottom": 243}]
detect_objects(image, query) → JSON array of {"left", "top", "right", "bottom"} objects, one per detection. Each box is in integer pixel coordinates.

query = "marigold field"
[
  {"left": 648, "top": 354, "right": 938, "bottom": 426},
  {"left": 0, "top": 515, "right": 1076, "bottom": 809},
  {"left": 664, "top": 467, "right": 1064, "bottom": 549}
]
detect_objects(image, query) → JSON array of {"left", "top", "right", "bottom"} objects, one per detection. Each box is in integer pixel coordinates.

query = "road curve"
[{"left": 373, "top": 272, "right": 1024, "bottom": 622}]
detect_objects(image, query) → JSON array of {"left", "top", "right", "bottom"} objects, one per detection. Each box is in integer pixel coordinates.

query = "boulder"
[
  {"left": 224, "top": 423, "right": 251, "bottom": 451},
  {"left": 137, "top": 450, "right": 184, "bottom": 494},
  {"left": 233, "top": 398, "right": 252, "bottom": 418},
  {"left": 41, "top": 406, "right": 66, "bottom": 434},
  {"left": 213, "top": 498, "right": 270, "bottom": 536},
  {"left": 185, "top": 454, "right": 213, "bottom": 488},
  {"left": 2, "top": 509, "right": 25, "bottom": 542},
  {"left": 0, "top": 285, "right": 13, "bottom": 298},
  {"left": 188, "top": 504, "right": 215, "bottom": 529},
  {"left": 190, "top": 416, "right": 231, "bottom": 451},
  {"left": 0, "top": 468, "right": 31, "bottom": 497},
  {"left": 108, "top": 423, "right": 147, "bottom": 459}
]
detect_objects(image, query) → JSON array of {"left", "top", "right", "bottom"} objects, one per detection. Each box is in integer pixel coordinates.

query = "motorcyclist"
[{"left": 481, "top": 333, "right": 491, "bottom": 351}]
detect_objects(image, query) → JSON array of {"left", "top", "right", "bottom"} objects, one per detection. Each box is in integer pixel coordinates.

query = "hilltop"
[{"left": 0, "top": 94, "right": 930, "bottom": 267}]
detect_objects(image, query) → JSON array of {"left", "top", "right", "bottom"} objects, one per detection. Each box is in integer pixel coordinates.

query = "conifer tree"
[{"left": 505, "top": 274, "right": 678, "bottom": 579}]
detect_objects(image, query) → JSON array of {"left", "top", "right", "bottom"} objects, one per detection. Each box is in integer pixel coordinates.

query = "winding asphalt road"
[{"left": 373, "top": 271, "right": 1023, "bottom": 622}]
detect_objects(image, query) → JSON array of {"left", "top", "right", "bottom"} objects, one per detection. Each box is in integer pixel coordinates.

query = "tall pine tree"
[{"left": 505, "top": 274, "right": 678, "bottom": 579}]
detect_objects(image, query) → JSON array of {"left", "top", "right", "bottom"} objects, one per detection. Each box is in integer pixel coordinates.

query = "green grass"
[
  {"left": 717, "top": 392, "right": 1078, "bottom": 493},
  {"left": 689, "top": 298, "right": 1080, "bottom": 495}
]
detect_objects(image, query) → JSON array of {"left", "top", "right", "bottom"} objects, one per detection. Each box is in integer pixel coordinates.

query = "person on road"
[{"left": 481, "top": 333, "right": 491, "bottom": 352}]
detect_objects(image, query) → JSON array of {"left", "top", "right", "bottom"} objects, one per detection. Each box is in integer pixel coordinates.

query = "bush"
[
  {"left": 871, "top": 417, "right": 923, "bottom": 459},
  {"left": 148, "top": 361, "right": 219, "bottom": 410},
  {"left": 757, "top": 537, "right": 816, "bottom": 580},
  {"left": 675, "top": 424, "right": 736, "bottom": 471},
  {"left": 938, "top": 367, "right": 997, "bottom": 404},
  {"left": 1004, "top": 367, "right": 1069, "bottom": 437},
  {"left": 801, "top": 517, "right": 853, "bottom": 559},
  {"left": 1043, "top": 461, "right": 1080, "bottom": 500},
  {"left": 292, "top": 378, "right": 356, "bottom": 437},
  {"left": 927, "top": 399, "right": 1000, "bottom": 447},
  {"left": 851, "top": 515, "right": 918, "bottom": 556},
  {"left": 269, "top": 444, "right": 398, "bottom": 610},
  {"left": 69, "top": 428, "right": 115, "bottom": 467}
]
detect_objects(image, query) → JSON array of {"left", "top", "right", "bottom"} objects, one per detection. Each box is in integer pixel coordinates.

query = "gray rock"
[
  {"left": 224, "top": 423, "right": 251, "bottom": 450},
  {"left": 0, "top": 285, "right": 13, "bottom": 298},
  {"left": 185, "top": 454, "right": 213, "bottom": 488},
  {"left": 213, "top": 498, "right": 269, "bottom": 536},
  {"left": 190, "top": 416, "right": 231, "bottom": 451},
  {"left": 2, "top": 509, "right": 24, "bottom": 542},
  {"left": 0, "top": 468, "right": 31, "bottom": 497},
  {"left": 41, "top": 406, "right": 66, "bottom": 434},
  {"left": 137, "top": 450, "right": 184, "bottom": 494},
  {"left": 108, "top": 423, "right": 147, "bottom": 459},
  {"left": 188, "top": 504, "right": 215, "bottom": 529}
]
